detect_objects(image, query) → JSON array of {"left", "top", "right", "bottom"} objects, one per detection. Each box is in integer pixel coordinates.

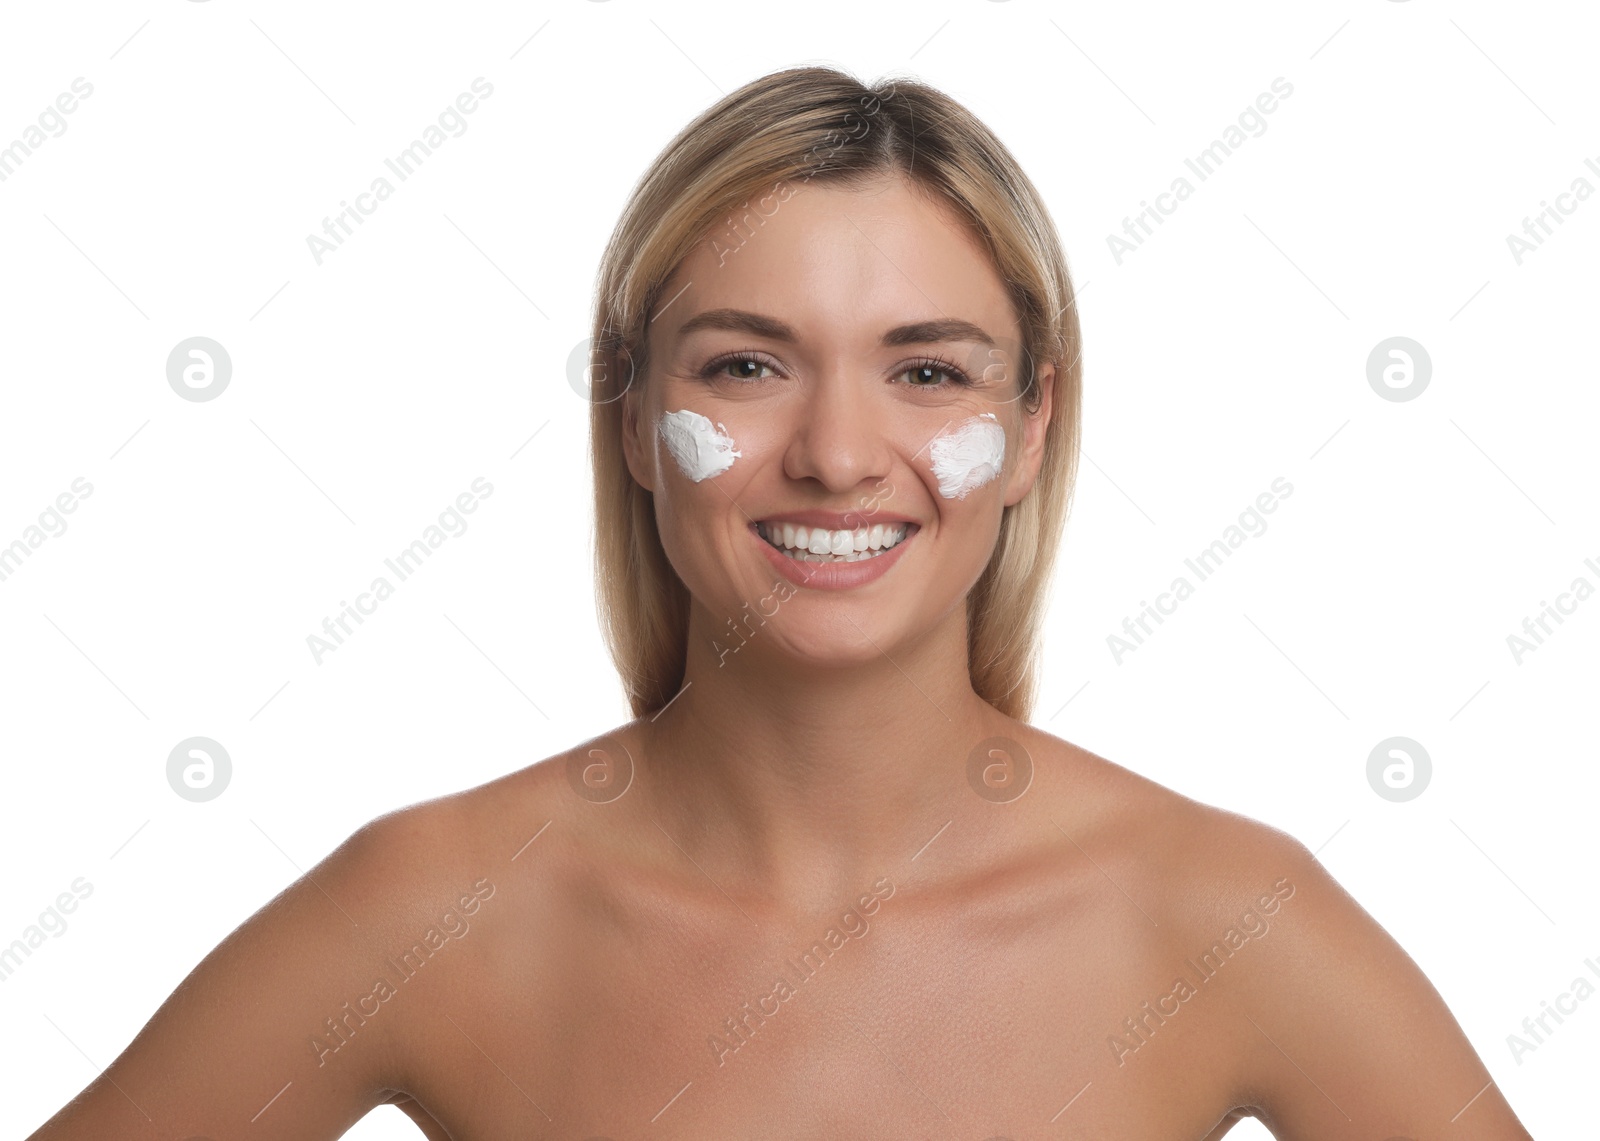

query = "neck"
[{"left": 634, "top": 596, "right": 1012, "bottom": 911}]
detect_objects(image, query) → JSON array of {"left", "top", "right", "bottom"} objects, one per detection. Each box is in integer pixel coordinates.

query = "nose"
[{"left": 781, "top": 365, "right": 893, "bottom": 496}]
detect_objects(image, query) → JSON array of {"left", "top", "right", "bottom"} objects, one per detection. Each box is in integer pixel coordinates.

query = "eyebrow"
[{"left": 674, "top": 307, "right": 996, "bottom": 348}]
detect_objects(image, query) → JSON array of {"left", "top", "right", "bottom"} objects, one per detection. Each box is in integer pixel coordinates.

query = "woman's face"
[{"left": 622, "top": 173, "right": 1054, "bottom": 665}]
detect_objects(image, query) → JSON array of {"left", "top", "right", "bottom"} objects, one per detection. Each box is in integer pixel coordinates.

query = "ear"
[
  {"left": 619, "top": 382, "right": 657, "bottom": 494},
  {"left": 1002, "top": 359, "right": 1054, "bottom": 508}
]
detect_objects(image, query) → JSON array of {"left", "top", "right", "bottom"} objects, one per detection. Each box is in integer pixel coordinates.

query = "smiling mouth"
[{"left": 755, "top": 521, "right": 914, "bottom": 563}]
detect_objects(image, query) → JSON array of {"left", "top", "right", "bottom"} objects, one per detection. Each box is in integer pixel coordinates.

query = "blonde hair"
[{"left": 588, "top": 65, "right": 1082, "bottom": 721}]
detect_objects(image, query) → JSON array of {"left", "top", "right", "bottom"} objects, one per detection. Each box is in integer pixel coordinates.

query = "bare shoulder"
[
  {"left": 1013, "top": 724, "right": 1394, "bottom": 982},
  {"left": 24, "top": 752, "right": 625, "bottom": 1141},
  {"left": 1012, "top": 727, "right": 1532, "bottom": 1135},
  {"left": 351, "top": 725, "right": 654, "bottom": 964},
  {"left": 392, "top": 724, "right": 644, "bottom": 867},
  {"left": 23, "top": 775, "right": 541, "bottom": 1140},
  {"left": 1011, "top": 724, "right": 1310, "bottom": 911}
]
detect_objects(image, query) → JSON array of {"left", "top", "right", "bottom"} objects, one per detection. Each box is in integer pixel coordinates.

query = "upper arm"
[
  {"left": 25, "top": 803, "right": 461, "bottom": 1141},
  {"left": 1210, "top": 830, "right": 1535, "bottom": 1139}
]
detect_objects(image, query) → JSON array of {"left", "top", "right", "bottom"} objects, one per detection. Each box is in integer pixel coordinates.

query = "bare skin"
[{"left": 27, "top": 175, "right": 1533, "bottom": 1140}]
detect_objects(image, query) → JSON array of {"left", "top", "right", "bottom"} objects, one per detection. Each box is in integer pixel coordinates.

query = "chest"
[{"left": 395, "top": 889, "right": 1247, "bottom": 1138}]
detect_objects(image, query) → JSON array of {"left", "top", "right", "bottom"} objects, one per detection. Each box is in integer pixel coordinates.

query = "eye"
[
  {"left": 695, "top": 351, "right": 975, "bottom": 388},
  {"left": 697, "top": 351, "right": 780, "bottom": 383},
  {"left": 897, "top": 357, "right": 974, "bottom": 388}
]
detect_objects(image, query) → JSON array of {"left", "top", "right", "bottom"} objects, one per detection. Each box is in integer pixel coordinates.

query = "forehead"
[{"left": 655, "top": 175, "right": 1019, "bottom": 350}]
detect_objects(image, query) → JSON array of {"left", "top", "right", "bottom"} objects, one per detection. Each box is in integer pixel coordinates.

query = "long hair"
[{"left": 588, "top": 65, "right": 1083, "bottom": 721}]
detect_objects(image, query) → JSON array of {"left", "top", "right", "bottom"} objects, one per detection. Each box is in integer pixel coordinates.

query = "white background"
[{"left": 1, "top": 1, "right": 1594, "bottom": 1136}]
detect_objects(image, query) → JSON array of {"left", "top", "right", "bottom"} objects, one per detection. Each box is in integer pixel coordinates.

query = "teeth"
[{"left": 757, "top": 521, "right": 910, "bottom": 562}]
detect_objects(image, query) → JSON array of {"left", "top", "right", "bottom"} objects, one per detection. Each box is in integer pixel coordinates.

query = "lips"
[{"left": 747, "top": 511, "right": 918, "bottom": 589}]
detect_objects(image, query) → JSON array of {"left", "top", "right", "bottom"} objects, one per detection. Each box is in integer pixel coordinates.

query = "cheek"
[
  {"left": 657, "top": 409, "right": 742, "bottom": 481},
  {"left": 647, "top": 412, "right": 757, "bottom": 590},
  {"left": 928, "top": 414, "right": 1006, "bottom": 499}
]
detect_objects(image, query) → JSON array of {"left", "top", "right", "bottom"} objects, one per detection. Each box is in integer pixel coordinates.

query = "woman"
[{"left": 30, "top": 66, "right": 1532, "bottom": 1140}]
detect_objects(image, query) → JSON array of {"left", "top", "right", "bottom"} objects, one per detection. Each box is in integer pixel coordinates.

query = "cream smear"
[
  {"left": 930, "top": 413, "right": 1005, "bottom": 499},
  {"left": 658, "top": 409, "right": 741, "bottom": 482}
]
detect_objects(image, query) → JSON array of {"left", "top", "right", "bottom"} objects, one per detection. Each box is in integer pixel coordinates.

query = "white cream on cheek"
[
  {"left": 657, "top": 409, "right": 742, "bottom": 481},
  {"left": 930, "top": 412, "right": 1006, "bottom": 499}
]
